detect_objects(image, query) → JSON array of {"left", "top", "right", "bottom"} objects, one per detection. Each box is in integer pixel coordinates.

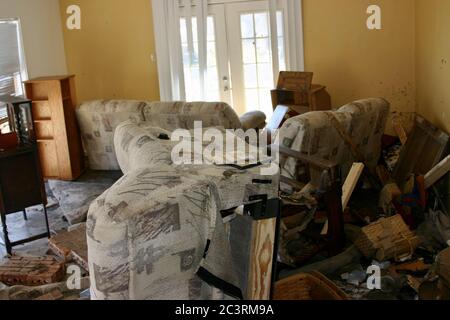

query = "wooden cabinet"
[
  {"left": 0, "top": 145, "right": 50, "bottom": 255},
  {"left": 24, "top": 75, "right": 85, "bottom": 181}
]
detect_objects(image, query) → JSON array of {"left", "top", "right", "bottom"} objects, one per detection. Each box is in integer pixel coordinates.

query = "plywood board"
[
  {"left": 394, "top": 116, "right": 449, "bottom": 189},
  {"left": 247, "top": 217, "right": 277, "bottom": 300},
  {"left": 425, "top": 155, "right": 450, "bottom": 189},
  {"left": 342, "top": 163, "right": 365, "bottom": 209}
]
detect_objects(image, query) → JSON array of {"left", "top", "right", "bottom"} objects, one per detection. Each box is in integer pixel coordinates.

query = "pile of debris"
[
  {"left": 277, "top": 115, "right": 450, "bottom": 300},
  {"left": 0, "top": 224, "right": 90, "bottom": 300}
]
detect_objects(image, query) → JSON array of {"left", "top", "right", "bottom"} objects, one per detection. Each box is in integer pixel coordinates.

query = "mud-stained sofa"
[
  {"left": 76, "top": 98, "right": 389, "bottom": 300},
  {"left": 76, "top": 101, "right": 266, "bottom": 171},
  {"left": 76, "top": 100, "right": 277, "bottom": 300},
  {"left": 279, "top": 98, "right": 390, "bottom": 187}
]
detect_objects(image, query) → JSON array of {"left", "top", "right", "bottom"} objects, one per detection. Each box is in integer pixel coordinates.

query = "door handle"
[{"left": 223, "top": 76, "right": 230, "bottom": 92}]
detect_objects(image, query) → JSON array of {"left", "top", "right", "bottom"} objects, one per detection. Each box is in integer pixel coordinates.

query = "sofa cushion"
[
  {"left": 76, "top": 100, "right": 147, "bottom": 170},
  {"left": 240, "top": 111, "right": 267, "bottom": 131},
  {"left": 142, "top": 101, "right": 242, "bottom": 131},
  {"left": 114, "top": 120, "right": 173, "bottom": 174}
]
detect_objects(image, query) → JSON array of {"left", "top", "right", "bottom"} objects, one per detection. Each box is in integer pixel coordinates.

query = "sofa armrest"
[{"left": 240, "top": 111, "right": 267, "bottom": 131}]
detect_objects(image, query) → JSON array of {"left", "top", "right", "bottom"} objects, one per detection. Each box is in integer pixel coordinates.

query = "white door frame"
[{"left": 225, "top": 0, "right": 288, "bottom": 115}]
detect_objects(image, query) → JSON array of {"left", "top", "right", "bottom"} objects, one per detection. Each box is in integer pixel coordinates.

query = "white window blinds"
[{"left": 0, "top": 19, "right": 26, "bottom": 97}]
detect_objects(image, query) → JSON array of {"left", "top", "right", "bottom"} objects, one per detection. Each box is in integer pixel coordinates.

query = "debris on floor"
[
  {"left": 0, "top": 256, "right": 66, "bottom": 287},
  {"left": 0, "top": 276, "right": 90, "bottom": 300},
  {"left": 276, "top": 114, "right": 450, "bottom": 300},
  {"left": 0, "top": 171, "right": 122, "bottom": 300},
  {"left": 354, "top": 214, "right": 421, "bottom": 262},
  {"left": 48, "top": 224, "right": 88, "bottom": 271},
  {"left": 273, "top": 271, "right": 348, "bottom": 300}
]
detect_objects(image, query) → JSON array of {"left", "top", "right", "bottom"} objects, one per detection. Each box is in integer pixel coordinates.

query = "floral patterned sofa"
[
  {"left": 279, "top": 98, "right": 390, "bottom": 187},
  {"left": 76, "top": 100, "right": 266, "bottom": 171},
  {"left": 78, "top": 100, "right": 277, "bottom": 300},
  {"left": 78, "top": 97, "right": 389, "bottom": 300}
]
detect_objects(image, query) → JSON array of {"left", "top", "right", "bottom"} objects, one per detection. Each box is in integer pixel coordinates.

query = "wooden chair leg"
[{"left": 324, "top": 180, "right": 346, "bottom": 256}]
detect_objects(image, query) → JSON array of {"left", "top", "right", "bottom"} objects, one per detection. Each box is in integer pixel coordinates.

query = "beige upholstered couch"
[
  {"left": 76, "top": 97, "right": 389, "bottom": 300},
  {"left": 76, "top": 100, "right": 266, "bottom": 171},
  {"left": 76, "top": 100, "right": 277, "bottom": 300},
  {"left": 279, "top": 98, "right": 390, "bottom": 187}
]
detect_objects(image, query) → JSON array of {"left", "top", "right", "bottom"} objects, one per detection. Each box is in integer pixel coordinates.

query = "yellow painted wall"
[
  {"left": 0, "top": 0, "right": 67, "bottom": 78},
  {"left": 303, "top": 0, "right": 416, "bottom": 116},
  {"left": 416, "top": 0, "right": 450, "bottom": 134},
  {"left": 59, "top": 0, "right": 416, "bottom": 124},
  {"left": 59, "top": 0, "right": 160, "bottom": 103}
]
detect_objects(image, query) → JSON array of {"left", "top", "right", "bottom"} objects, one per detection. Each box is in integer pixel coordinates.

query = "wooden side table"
[{"left": 0, "top": 144, "right": 50, "bottom": 255}]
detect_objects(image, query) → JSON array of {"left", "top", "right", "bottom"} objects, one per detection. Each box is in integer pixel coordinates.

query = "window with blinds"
[{"left": 0, "top": 19, "right": 27, "bottom": 98}]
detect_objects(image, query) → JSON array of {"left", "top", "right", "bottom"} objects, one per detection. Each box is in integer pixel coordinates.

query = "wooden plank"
[
  {"left": 277, "top": 145, "right": 338, "bottom": 170},
  {"left": 394, "top": 116, "right": 450, "bottom": 189},
  {"left": 424, "top": 155, "right": 450, "bottom": 189},
  {"left": 247, "top": 218, "right": 277, "bottom": 300},
  {"left": 280, "top": 175, "right": 305, "bottom": 191},
  {"left": 321, "top": 163, "right": 364, "bottom": 236},
  {"left": 392, "top": 115, "right": 408, "bottom": 145},
  {"left": 342, "top": 163, "right": 365, "bottom": 209}
]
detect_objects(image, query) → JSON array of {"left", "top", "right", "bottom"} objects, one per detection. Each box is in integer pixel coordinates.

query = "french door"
[{"left": 180, "top": 0, "right": 289, "bottom": 117}]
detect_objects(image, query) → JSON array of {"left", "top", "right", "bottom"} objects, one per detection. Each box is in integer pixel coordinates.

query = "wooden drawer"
[{"left": 37, "top": 140, "right": 60, "bottom": 179}]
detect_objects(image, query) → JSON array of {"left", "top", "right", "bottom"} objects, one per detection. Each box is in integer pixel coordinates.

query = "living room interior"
[{"left": 0, "top": 0, "right": 449, "bottom": 301}]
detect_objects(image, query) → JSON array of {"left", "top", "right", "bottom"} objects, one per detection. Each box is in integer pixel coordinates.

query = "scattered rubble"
[
  {"left": 354, "top": 215, "right": 421, "bottom": 262},
  {"left": 48, "top": 224, "right": 88, "bottom": 271},
  {"left": 0, "top": 223, "right": 89, "bottom": 300},
  {"left": 0, "top": 256, "right": 65, "bottom": 287},
  {"left": 277, "top": 114, "right": 450, "bottom": 300}
]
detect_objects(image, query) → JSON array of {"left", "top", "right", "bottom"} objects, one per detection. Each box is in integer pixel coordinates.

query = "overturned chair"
[{"left": 276, "top": 97, "right": 390, "bottom": 260}]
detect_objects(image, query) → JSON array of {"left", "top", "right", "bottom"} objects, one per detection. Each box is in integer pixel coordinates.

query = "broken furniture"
[
  {"left": 76, "top": 100, "right": 266, "bottom": 171},
  {"left": 381, "top": 116, "right": 450, "bottom": 221},
  {"left": 0, "top": 256, "right": 65, "bottom": 286},
  {"left": 277, "top": 146, "right": 345, "bottom": 256},
  {"left": 274, "top": 98, "right": 389, "bottom": 271},
  {"left": 354, "top": 214, "right": 421, "bottom": 261},
  {"left": 425, "top": 155, "right": 450, "bottom": 190},
  {"left": 279, "top": 98, "right": 390, "bottom": 188},
  {"left": 271, "top": 71, "right": 331, "bottom": 116},
  {"left": 24, "top": 75, "right": 85, "bottom": 181},
  {"left": 393, "top": 116, "right": 449, "bottom": 190},
  {"left": 273, "top": 271, "right": 348, "bottom": 300}
]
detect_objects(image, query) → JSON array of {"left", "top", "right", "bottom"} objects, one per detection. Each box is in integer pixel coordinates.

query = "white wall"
[{"left": 0, "top": 0, "right": 67, "bottom": 78}]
